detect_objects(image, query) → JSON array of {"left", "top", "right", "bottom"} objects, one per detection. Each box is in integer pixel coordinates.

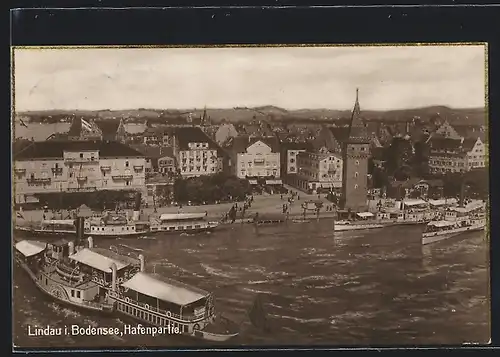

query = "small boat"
[
  {"left": 14, "top": 237, "right": 140, "bottom": 313},
  {"left": 334, "top": 220, "right": 385, "bottom": 232},
  {"left": 149, "top": 213, "right": 218, "bottom": 235},
  {"left": 422, "top": 202, "right": 486, "bottom": 245}
]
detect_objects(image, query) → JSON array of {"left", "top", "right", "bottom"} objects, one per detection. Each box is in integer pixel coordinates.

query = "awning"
[
  {"left": 402, "top": 199, "right": 427, "bottom": 207},
  {"left": 121, "top": 272, "right": 208, "bottom": 306},
  {"left": 356, "top": 212, "right": 374, "bottom": 218},
  {"left": 159, "top": 213, "right": 206, "bottom": 221},
  {"left": 265, "top": 179, "right": 282, "bottom": 185},
  {"left": 248, "top": 180, "right": 258, "bottom": 185},
  {"left": 15, "top": 240, "right": 47, "bottom": 258},
  {"left": 69, "top": 248, "right": 129, "bottom": 272},
  {"left": 429, "top": 220, "right": 456, "bottom": 227}
]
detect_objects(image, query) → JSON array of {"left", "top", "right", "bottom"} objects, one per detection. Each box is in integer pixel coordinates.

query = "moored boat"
[
  {"left": 88, "top": 211, "right": 151, "bottom": 239},
  {"left": 149, "top": 212, "right": 218, "bottom": 235},
  {"left": 422, "top": 201, "right": 486, "bottom": 245},
  {"left": 14, "top": 219, "right": 85, "bottom": 238}
]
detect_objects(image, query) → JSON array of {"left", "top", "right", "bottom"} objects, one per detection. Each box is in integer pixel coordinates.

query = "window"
[
  {"left": 76, "top": 291, "right": 81, "bottom": 298},
  {"left": 354, "top": 184, "right": 359, "bottom": 189},
  {"left": 71, "top": 290, "right": 75, "bottom": 297},
  {"left": 290, "top": 158, "right": 295, "bottom": 163},
  {"left": 80, "top": 153, "right": 84, "bottom": 159},
  {"left": 125, "top": 161, "right": 129, "bottom": 167},
  {"left": 355, "top": 160, "right": 360, "bottom": 165},
  {"left": 354, "top": 172, "right": 359, "bottom": 178}
]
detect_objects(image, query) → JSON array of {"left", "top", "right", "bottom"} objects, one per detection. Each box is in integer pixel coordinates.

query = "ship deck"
[{"left": 43, "top": 265, "right": 97, "bottom": 290}]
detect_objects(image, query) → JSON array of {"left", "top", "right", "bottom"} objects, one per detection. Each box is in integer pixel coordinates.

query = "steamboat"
[
  {"left": 14, "top": 236, "right": 240, "bottom": 342},
  {"left": 149, "top": 213, "right": 219, "bottom": 235},
  {"left": 422, "top": 201, "right": 486, "bottom": 245},
  {"left": 14, "top": 219, "right": 83, "bottom": 237}
]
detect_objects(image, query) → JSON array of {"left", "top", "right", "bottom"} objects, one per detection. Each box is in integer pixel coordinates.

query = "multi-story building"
[
  {"left": 13, "top": 141, "right": 146, "bottom": 204},
  {"left": 143, "top": 127, "right": 175, "bottom": 147},
  {"left": 280, "top": 142, "right": 314, "bottom": 179},
  {"left": 226, "top": 136, "right": 281, "bottom": 180},
  {"left": 174, "top": 127, "right": 224, "bottom": 178},
  {"left": 428, "top": 136, "right": 486, "bottom": 174},
  {"left": 295, "top": 149, "right": 343, "bottom": 193}
]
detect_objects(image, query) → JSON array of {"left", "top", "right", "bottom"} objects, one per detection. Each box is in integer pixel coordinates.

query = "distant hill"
[{"left": 17, "top": 105, "right": 486, "bottom": 126}]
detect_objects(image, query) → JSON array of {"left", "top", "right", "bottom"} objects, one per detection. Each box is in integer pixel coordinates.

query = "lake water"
[{"left": 12, "top": 221, "right": 490, "bottom": 349}]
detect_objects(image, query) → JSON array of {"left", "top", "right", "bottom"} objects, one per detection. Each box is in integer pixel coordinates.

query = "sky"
[{"left": 13, "top": 45, "right": 486, "bottom": 112}]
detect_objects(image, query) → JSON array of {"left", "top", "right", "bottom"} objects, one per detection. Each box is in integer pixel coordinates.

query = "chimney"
[
  {"left": 139, "top": 254, "right": 145, "bottom": 272},
  {"left": 68, "top": 241, "right": 75, "bottom": 256},
  {"left": 87, "top": 236, "right": 94, "bottom": 249},
  {"left": 111, "top": 263, "right": 117, "bottom": 292}
]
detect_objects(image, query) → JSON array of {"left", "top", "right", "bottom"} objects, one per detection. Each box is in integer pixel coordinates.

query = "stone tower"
[{"left": 340, "top": 89, "right": 370, "bottom": 212}]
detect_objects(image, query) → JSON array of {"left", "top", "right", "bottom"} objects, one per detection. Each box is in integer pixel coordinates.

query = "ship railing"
[
  {"left": 109, "top": 291, "right": 205, "bottom": 322},
  {"left": 80, "top": 299, "right": 113, "bottom": 310}
]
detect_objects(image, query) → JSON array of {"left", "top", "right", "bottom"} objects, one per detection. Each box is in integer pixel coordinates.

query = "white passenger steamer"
[
  {"left": 14, "top": 237, "right": 140, "bottom": 313},
  {"left": 422, "top": 201, "right": 486, "bottom": 245},
  {"left": 14, "top": 219, "right": 83, "bottom": 237},
  {"left": 150, "top": 213, "right": 219, "bottom": 235}
]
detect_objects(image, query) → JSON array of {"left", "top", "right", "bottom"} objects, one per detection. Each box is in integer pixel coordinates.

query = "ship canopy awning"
[
  {"left": 15, "top": 240, "right": 47, "bottom": 257},
  {"left": 356, "top": 212, "right": 374, "bottom": 218},
  {"left": 248, "top": 179, "right": 258, "bottom": 185},
  {"left": 121, "top": 272, "right": 208, "bottom": 306},
  {"left": 41, "top": 219, "right": 75, "bottom": 226},
  {"left": 402, "top": 199, "right": 427, "bottom": 207},
  {"left": 159, "top": 213, "right": 206, "bottom": 221},
  {"left": 69, "top": 248, "right": 129, "bottom": 273},
  {"left": 428, "top": 220, "right": 456, "bottom": 227}
]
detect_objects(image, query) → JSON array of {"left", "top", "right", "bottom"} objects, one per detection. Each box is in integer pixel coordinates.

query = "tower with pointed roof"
[{"left": 340, "top": 89, "right": 370, "bottom": 212}]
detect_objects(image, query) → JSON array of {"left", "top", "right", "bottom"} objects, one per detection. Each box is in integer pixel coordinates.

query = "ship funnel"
[
  {"left": 111, "top": 263, "right": 117, "bottom": 292},
  {"left": 139, "top": 254, "right": 145, "bottom": 272},
  {"left": 87, "top": 236, "right": 94, "bottom": 249},
  {"left": 132, "top": 210, "right": 140, "bottom": 221},
  {"left": 68, "top": 241, "right": 75, "bottom": 256}
]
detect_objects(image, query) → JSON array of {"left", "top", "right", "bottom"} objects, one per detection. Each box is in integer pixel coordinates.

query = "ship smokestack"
[
  {"left": 133, "top": 192, "right": 142, "bottom": 221},
  {"left": 68, "top": 241, "right": 75, "bottom": 256},
  {"left": 132, "top": 211, "right": 140, "bottom": 221},
  {"left": 87, "top": 236, "right": 94, "bottom": 249},
  {"left": 111, "top": 263, "right": 117, "bottom": 292},
  {"left": 139, "top": 254, "right": 145, "bottom": 272}
]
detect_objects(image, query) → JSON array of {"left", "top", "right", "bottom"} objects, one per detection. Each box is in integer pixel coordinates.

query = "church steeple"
[{"left": 347, "top": 88, "right": 369, "bottom": 141}]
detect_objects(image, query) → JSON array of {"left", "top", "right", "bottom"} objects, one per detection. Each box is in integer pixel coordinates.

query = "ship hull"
[
  {"left": 334, "top": 223, "right": 385, "bottom": 232},
  {"left": 422, "top": 225, "right": 485, "bottom": 245},
  {"left": 14, "top": 226, "right": 150, "bottom": 239}
]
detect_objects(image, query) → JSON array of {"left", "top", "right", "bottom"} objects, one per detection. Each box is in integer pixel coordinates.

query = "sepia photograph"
[{"left": 11, "top": 44, "right": 489, "bottom": 349}]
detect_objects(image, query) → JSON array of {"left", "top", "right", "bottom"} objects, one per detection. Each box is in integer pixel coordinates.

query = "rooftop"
[
  {"left": 14, "top": 140, "right": 145, "bottom": 160},
  {"left": 15, "top": 240, "right": 47, "bottom": 258}
]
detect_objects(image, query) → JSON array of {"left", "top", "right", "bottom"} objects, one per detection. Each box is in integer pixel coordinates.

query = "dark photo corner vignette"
[{"left": 8, "top": 3, "right": 500, "bottom": 355}]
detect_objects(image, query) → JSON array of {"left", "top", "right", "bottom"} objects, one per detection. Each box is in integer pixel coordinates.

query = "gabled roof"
[
  {"left": 94, "top": 119, "right": 122, "bottom": 139},
  {"left": 280, "top": 141, "right": 314, "bottom": 151},
  {"left": 121, "top": 272, "right": 208, "bottom": 306},
  {"left": 14, "top": 140, "right": 145, "bottom": 160},
  {"left": 174, "top": 127, "right": 221, "bottom": 152},
  {"left": 227, "top": 135, "right": 280, "bottom": 153},
  {"left": 346, "top": 89, "right": 370, "bottom": 142},
  {"left": 313, "top": 126, "right": 342, "bottom": 153},
  {"left": 130, "top": 144, "right": 174, "bottom": 159}
]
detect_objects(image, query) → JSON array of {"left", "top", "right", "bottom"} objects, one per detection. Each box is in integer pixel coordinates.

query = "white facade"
[
  {"left": 177, "top": 142, "right": 221, "bottom": 178},
  {"left": 234, "top": 140, "right": 280, "bottom": 179},
  {"left": 296, "top": 150, "right": 343, "bottom": 191},
  {"left": 14, "top": 151, "right": 146, "bottom": 204}
]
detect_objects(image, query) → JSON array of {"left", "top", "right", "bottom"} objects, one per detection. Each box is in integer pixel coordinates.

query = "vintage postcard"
[{"left": 12, "top": 44, "right": 489, "bottom": 350}]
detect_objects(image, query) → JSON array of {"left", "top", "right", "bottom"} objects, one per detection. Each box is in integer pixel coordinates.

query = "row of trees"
[
  {"left": 34, "top": 190, "right": 138, "bottom": 210},
  {"left": 173, "top": 173, "right": 252, "bottom": 204}
]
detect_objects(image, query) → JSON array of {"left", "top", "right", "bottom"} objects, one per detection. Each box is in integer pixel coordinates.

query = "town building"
[
  {"left": 428, "top": 136, "right": 486, "bottom": 174},
  {"left": 288, "top": 120, "right": 347, "bottom": 194},
  {"left": 130, "top": 145, "right": 176, "bottom": 175},
  {"left": 225, "top": 136, "right": 281, "bottom": 181},
  {"left": 63, "top": 118, "right": 127, "bottom": 143},
  {"left": 174, "top": 127, "right": 224, "bottom": 178},
  {"left": 340, "top": 89, "right": 370, "bottom": 212},
  {"left": 13, "top": 140, "right": 146, "bottom": 205},
  {"left": 279, "top": 141, "right": 314, "bottom": 179},
  {"left": 386, "top": 178, "right": 444, "bottom": 200}
]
